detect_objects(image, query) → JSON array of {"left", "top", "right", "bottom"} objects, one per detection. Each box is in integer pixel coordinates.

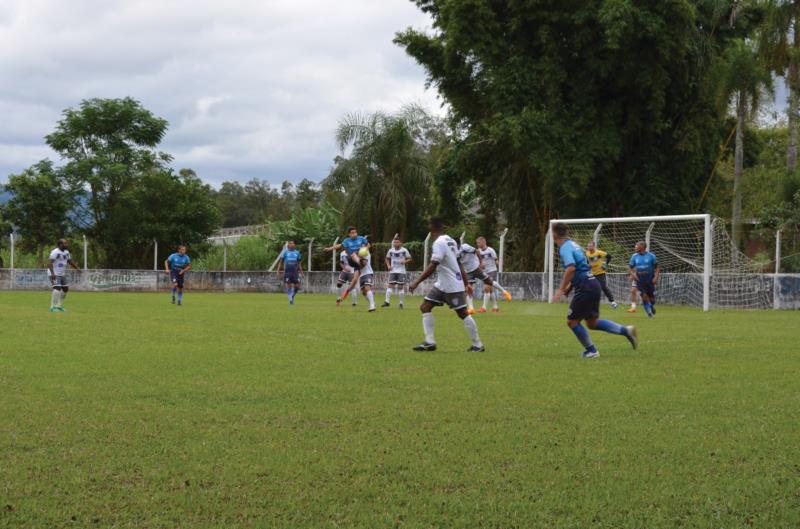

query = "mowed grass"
[{"left": 0, "top": 291, "right": 798, "bottom": 529}]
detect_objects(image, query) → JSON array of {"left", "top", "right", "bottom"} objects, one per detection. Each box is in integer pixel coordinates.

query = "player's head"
[
  {"left": 178, "top": 245, "right": 186, "bottom": 256},
  {"left": 476, "top": 236, "right": 487, "bottom": 249},
  {"left": 587, "top": 240, "right": 596, "bottom": 251},
  {"left": 287, "top": 240, "right": 296, "bottom": 249},
  {"left": 347, "top": 227, "right": 357, "bottom": 239},
  {"left": 57, "top": 238, "right": 68, "bottom": 250},
  {"left": 392, "top": 238, "right": 402, "bottom": 249},
  {"left": 552, "top": 223, "right": 569, "bottom": 245},
  {"left": 427, "top": 217, "right": 446, "bottom": 236},
  {"left": 635, "top": 241, "right": 646, "bottom": 254}
]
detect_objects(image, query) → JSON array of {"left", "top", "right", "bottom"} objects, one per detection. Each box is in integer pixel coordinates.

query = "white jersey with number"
[
  {"left": 49, "top": 248, "right": 71, "bottom": 276},
  {"left": 386, "top": 247, "right": 411, "bottom": 273},
  {"left": 359, "top": 253, "right": 374, "bottom": 276},
  {"left": 431, "top": 235, "right": 465, "bottom": 293},
  {"left": 458, "top": 243, "right": 480, "bottom": 273},
  {"left": 339, "top": 251, "right": 352, "bottom": 273},
  {"left": 479, "top": 246, "right": 498, "bottom": 273}
]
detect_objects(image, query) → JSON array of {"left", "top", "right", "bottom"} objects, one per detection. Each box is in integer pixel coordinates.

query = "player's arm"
[
  {"left": 180, "top": 262, "right": 192, "bottom": 275},
  {"left": 324, "top": 243, "right": 342, "bottom": 252},
  {"left": 653, "top": 263, "right": 661, "bottom": 284},
  {"left": 409, "top": 260, "right": 439, "bottom": 292},
  {"left": 553, "top": 265, "right": 576, "bottom": 302},
  {"left": 164, "top": 259, "right": 171, "bottom": 273},
  {"left": 458, "top": 261, "right": 473, "bottom": 297},
  {"left": 68, "top": 258, "right": 80, "bottom": 271},
  {"left": 385, "top": 253, "right": 392, "bottom": 271},
  {"left": 48, "top": 258, "right": 56, "bottom": 280}
]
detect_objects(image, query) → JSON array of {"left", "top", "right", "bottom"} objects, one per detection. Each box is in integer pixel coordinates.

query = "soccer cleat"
[
  {"left": 352, "top": 303, "right": 357, "bottom": 307},
  {"left": 177, "top": 301, "right": 181, "bottom": 306},
  {"left": 336, "top": 299, "right": 341, "bottom": 307},
  {"left": 467, "top": 345, "right": 486, "bottom": 352},
  {"left": 582, "top": 350, "right": 600, "bottom": 359},
  {"left": 49, "top": 307, "right": 57, "bottom": 313},
  {"left": 492, "top": 307, "right": 499, "bottom": 313},
  {"left": 57, "top": 306, "right": 65, "bottom": 312},
  {"left": 381, "top": 302, "right": 390, "bottom": 308},
  {"left": 503, "top": 291, "right": 513, "bottom": 301},
  {"left": 467, "top": 307, "right": 476, "bottom": 315},
  {"left": 399, "top": 303, "right": 404, "bottom": 309},
  {"left": 171, "top": 297, "right": 175, "bottom": 304},
  {"left": 624, "top": 325, "right": 638, "bottom": 350},
  {"left": 412, "top": 342, "right": 437, "bottom": 351},
  {"left": 368, "top": 307, "right": 376, "bottom": 312},
  {"left": 611, "top": 302, "right": 618, "bottom": 309},
  {"left": 651, "top": 305, "right": 657, "bottom": 315},
  {"left": 647, "top": 312, "right": 653, "bottom": 319},
  {"left": 478, "top": 307, "right": 487, "bottom": 313},
  {"left": 627, "top": 307, "right": 637, "bottom": 313}
]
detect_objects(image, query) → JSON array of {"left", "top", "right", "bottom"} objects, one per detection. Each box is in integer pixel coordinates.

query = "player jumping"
[
  {"left": 276, "top": 240, "right": 304, "bottom": 305},
  {"left": 325, "top": 227, "right": 369, "bottom": 305},
  {"left": 165, "top": 245, "right": 192, "bottom": 305},
  {"left": 551, "top": 224, "right": 637, "bottom": 358},
  {"left": 585, "top": 240, "right": 617, "bottom": 309},
  {"left": 48, "top": 238, "right": 80, "bottom": 312},
  {"left": 409, "top": 218, "right": 484, "bottom": 352},
  {"left": 336, "top": 250, "right": 357, "bottom": 306},
  {"left": 382, "top": 238, "right": 412, "bottom": 309},
  {"left": 458, "top": 240, "right": 512, "bottom": 315},
  {"left": 629, "top": 241, "right": 660, "bottom": 318}
]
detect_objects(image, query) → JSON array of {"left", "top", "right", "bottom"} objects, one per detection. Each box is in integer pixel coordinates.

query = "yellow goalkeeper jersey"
[{"left": 585, "top": 249, "right": 609, "bottom": 276}]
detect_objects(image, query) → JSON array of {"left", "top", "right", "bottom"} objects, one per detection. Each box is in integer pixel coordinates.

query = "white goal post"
[{"left": 545, "top": 214, "right": 771, "bottom": 311}]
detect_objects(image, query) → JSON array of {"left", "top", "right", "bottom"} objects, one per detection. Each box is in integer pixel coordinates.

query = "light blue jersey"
[
  {"left": 342, "top": 235, "right": 368, "bottom": 257},
  {"left": 629, "top": 251, "right": 658, "bottom": 277},
  {"left": 167, "top": 253, "right": 191, "bottom": 271},
  {"left": 560, "top": 239, "right": 592, "bottom": 288},
  {"left": 282, "top": 248, "right": 301, "bottom": 271}
]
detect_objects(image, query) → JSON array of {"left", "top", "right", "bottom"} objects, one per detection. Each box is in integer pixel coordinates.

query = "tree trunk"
[{"left": 732, "top": 92, "right": 746, "bottom": 249}]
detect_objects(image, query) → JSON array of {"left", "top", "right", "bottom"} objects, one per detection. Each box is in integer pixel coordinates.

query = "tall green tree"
[
  {"left": 4, "top": 160, "right": 73, "bottom": 266},
  {"left": 395, "top": 0, "right": 753, "bottom": 268}
]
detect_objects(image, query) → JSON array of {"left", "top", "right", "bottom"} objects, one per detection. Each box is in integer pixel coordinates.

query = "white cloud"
[{"left": 0, "top": 0, "right": 441, "bottom": 186}]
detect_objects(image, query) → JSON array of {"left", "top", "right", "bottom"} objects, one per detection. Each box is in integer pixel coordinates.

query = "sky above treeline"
[{"left": 0, "top": 0, "right": 442, "bottom": 187}]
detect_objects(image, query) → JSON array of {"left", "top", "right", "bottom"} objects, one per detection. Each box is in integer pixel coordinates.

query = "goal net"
[{"left": 545, "top": 215, "right": 771, "bottom": 310}]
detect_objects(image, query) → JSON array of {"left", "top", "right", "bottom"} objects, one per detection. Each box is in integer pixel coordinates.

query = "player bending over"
[
  {"left": 585, "top": 241, "right": 617, "bottom": 309},
  {"left": 325, "top": 227, "right": 369, "bottom": 305},
  {"left": 629, "top": 241, "right": 660, "bottom": 318},
  {"left": 476, "top": 237, "right": 503, "bottom": 312},
  {"left": 382, "top": 239, "right": 412, "bottom": 309},
  {"left": 48, "top": 238, "right": 80, "bottom": 312},
  {"left": 336, "top": 250, "right": 358, "bottom": 306},
  {"left": 458, "top": 241, "right": 512, "bottom": 315},
  {"left": 165, "top": 245, "right": 192, "bottom": 306},
  {"left": 409, "top": 218, "right": 484, "bottom": 352},
  {"left": 551, "top": 224, "right": 637, "bottom": 358},
  {"left": 276, "top": 240, "right": 304, "bottom": 305},
  {"left": 357, "top": 249, "right": 377, "bottom": 312}
]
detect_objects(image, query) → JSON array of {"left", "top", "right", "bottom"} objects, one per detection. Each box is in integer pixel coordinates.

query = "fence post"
[
  {"left": 308, "top": 239, "right": 314, "bottom": 272},
  {"left": 330, "top": 237, "right": 340, "bottom": 271},
  {"left": 459, "top": 231, "right": 466, "bottom": 245},
  {"left": 703, "top": 215, "right": 712, "bottom": 312},
  {"left": 543, "top": 226, "right": 551, "bottom": 301},
  {"left": 9, "top": 233, "right": 14, "bottom": 270},
  {"left": 774, "top": 228, "right": 782, "bottom": 310},
  {"left": 83, "top": 235, "right": 88, "bottom": 270},
  {"left": 223, "top": 239, "right": 228, "bottom": 272},
  {"left": 423, "top": 232, "right": 431, "bottom": 269},
  {"left": 152, "top": 239, "right": 157, "bottom": 271},
  {"left": 498, "top": 228, "right": 509, "bottom": 273}
]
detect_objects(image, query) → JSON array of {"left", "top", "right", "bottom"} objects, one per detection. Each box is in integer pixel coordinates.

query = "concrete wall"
[{"left": 1, "top": 269, "right": 798, "bottom": 309}]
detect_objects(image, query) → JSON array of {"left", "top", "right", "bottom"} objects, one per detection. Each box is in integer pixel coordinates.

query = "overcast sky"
[{"left": 0, "top": 0, "right": 441, "bottom": 187}]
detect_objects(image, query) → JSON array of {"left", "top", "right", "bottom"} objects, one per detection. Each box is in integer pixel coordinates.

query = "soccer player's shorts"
[
  {"left": 636, "top": 275, "right": 655, "bottom": 298},
  {"left": 359, "top": 274, "right": 374, "bottom": 289},
  {"left": 388, "top": 273, "right": 407, "bottom": 285},
  {"left": 424, "top": 287, "right": 468, "bottom": 311},
  {"left": 466, "top": 268, "right": 488, "bottom": 284},
  {"left": 51, "top": 275, "right": 68, "bottom": 290},
  {"left": 284, "top": 270, "right": 300, "bottom": 284},
  {"left": 347, "top": 256, "right": 361, "bottom": 272},
  {"left": 567, "top": 279, "right": 601, "bottom": 321},
  {"left": 631, "top": 279, "right": 638, "bottom": 288},
  {"left": 337, "top": 271, "right": 354, "bottom": 285},
  {"left": 170, "top": 270, "right": 185, "bottom": 288},
  {"left": 486, "top": 271, "right": 498, "bottom": 282}
]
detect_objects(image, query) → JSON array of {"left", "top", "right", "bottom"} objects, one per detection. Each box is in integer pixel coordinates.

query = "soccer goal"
[{"left": 544, "top": 214, "right": 771, "bottom": 311}]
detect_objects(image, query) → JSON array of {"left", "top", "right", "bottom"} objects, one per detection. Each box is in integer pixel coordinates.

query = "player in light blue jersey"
[
  {"left": 551, "top": 224, "right": 637, "bottom": 358},
  {"left": 164, "top": 245, "right": 192, "bottom": 305},
  {"left": 325, "top": 227, "right": 370, "bottom": 305},
  {"left": 628, "top": 241, "right": 660, "bottom": 318},
  {"left": 276, "top": 240, "right": 304, "bottom": 305}
]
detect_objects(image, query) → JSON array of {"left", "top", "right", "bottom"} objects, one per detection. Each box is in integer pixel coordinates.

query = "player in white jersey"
[
  {"left": 47, "top": 238, "right": 80, "bottom": 312},
  {"left": 458, "top": 241, "right": 512, "bottom": 314},
  {"left": 357, "top": 250, "right": 377, "bottom": 311},
  {"left": 336, "top": 250, "right": 357, "bottom": 306},
  {"left": 382, "top": 239, "right": 412, "bottom": 309},
  {"left": 409, "top": 218, "right": 484, "bottom": 352},
  {"left": 476, "top": 237, "right": 501, "bottom": 312}
]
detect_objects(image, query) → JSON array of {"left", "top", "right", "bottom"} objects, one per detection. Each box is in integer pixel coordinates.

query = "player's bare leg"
[{"left": 627, "top": 287, "right": 638, "bottom": 312}]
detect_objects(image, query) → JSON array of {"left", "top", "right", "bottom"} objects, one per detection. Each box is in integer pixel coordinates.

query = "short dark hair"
[
  {"left": 287, "top": 239, "right": 295, "bottom": 244},
  {"left": 429, "top": 217, "right": 446, "bottom": 230},
  {"left": 552, "top": 223, "right": 569, "bottom": 238},
  {"left": 347, "top": 226, "right": 356, "bottom": 233}
]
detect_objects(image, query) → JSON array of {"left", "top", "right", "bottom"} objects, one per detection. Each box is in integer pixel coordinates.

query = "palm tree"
[
  {"left": 325, "top": 105, "right": 438, "bottom": 240},
  {"left": 712, "top": 38, "right": 774, "bottom": 246}
]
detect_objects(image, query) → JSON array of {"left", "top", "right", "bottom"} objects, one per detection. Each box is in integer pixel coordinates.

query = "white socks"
[
  {"left": 399, "top": 288, "right": 405, "bottom": 305},
  {"left": 422, "top": 313, "right": 435, "bottom": 344},
  {"left": 51, "top": 289, "right": 60, "bottom": 307},
  {"left": 492, "top": 292, "right": 498, "bottom": 309},
  {"left": 467, "top": 295, "right": 474, "bottom": 310},
  {"left": 385, "top": 288, "right": 392, "bottom": 303},
  {"left": 463, "top": 315, "right": 482, "bottom": 347},
  {"left": 483, "top": 293, "right": 491, "bottom": 309},
  {"left": 351, "top": 290, "right": 357, "bottom": 304},
  {"left": 366, "top": 290, "right": 375, "bottom": 309},
  {"left": 631, "top": 302, "right": 637, "bottom": 309}
]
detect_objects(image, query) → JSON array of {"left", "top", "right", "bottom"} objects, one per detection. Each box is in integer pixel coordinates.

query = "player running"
[
  {"left": 357, "top": 248, "right": 377, "bottom": 312},
  {"left": 165, "top": 245, "right": 192, "bottom": 306},
  {"left": 409, "top": 218, "right": 484, "bottom": 352},
  {"left": 325, "top": 227, "right": 369, "bottom": 305},
  {"left": 585, "top": 241, "right": 617, "bottom": 308},
  {"left": 629, "top": 241, "right": 660, "bottom": 318},
  {"left": 551, "top": 224, "right": 637, "bottom": 358},
  {"left": 48, "top": 238, "right": 80, "bottom": 312},
  {"left": 336, "top": 250, "right": 357, "bottom": 306},
  {"left": 276, "top": 240, "right": 304, "bottom": 305},
  {"left": 382, "top": 239, "right": 412, "bottom": 309},
  {"left": 458, "top": 240, "right": 512, "bottom": 315},
  {"left": 476, "top": 237, "right": 501, "bottom": 312}
]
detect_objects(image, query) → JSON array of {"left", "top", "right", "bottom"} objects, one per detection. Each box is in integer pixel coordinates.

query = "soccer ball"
[{"left": 358, "top": 247, "right": 369, "bottom": 258}]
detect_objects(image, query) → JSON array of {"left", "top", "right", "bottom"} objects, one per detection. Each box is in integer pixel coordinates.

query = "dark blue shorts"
[
  {"left": 347, "top": 256, "right": 361, "bottom": 272},
  {"left": 284, "top": 270, "right": 301, "bottom": 284},
  {"left": 568, "top": 279, "right": 601, "bottom": 321},
  {"left": 636, "top": 275, "right": 655, "bottom": 298},
  {"left": 170, "top": 270, "right": 185, "bottom": 288}
]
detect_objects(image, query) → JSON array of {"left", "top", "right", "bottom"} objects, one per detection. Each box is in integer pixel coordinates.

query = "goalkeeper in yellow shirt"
[{"left": 585, "top": 241, "right": 618, "bottom": 309}]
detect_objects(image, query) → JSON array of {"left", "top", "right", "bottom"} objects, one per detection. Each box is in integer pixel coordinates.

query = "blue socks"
[
  {"left": 571, "top": 324, "right": 596, "bottom": 352},
  {"left": 177, "top": 292, "right": 183, "bottom": 304},
  {"left": 171, "top": 287, "right": 176, "bottom": 300},
  {"left": 595, "top": 320, "right": 626, "bottom": 335},
  {"left": 288, "top": 288, "right": 295, "bottom": 302},
  {"left": 643, "top": 302, "right": 653, "bottom": 316}
]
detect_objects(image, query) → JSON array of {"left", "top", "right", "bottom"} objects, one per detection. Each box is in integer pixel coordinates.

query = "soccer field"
[{"left": 1, "top": 291, "right": 798, "bottom": 529}]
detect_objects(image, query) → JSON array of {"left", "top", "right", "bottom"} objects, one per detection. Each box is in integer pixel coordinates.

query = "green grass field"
[{"left": 1, "top": 291, "right": 798, "bottom": 529}]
